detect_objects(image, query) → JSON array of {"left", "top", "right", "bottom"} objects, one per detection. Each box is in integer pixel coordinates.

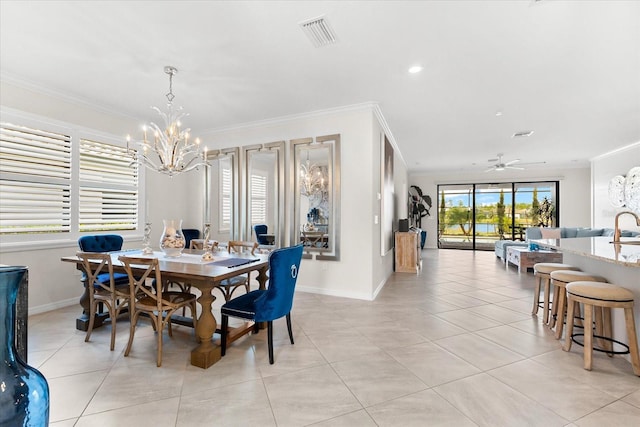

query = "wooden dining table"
[{"left": 61, "top": 249, "right": 269, "bottom": 369}]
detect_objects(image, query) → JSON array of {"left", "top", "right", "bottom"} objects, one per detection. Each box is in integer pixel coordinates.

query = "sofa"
[{"left": 495, "top": 226, "right": 640, "bottom": 263}]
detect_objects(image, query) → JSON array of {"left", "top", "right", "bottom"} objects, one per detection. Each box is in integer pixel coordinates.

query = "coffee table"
[{"left": 506, "top": 246, "right": 563, "bottom": 274}]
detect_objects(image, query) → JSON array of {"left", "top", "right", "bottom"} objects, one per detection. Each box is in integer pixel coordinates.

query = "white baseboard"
[
  {"left": 296, "top": 285, "right": 375, "bottom": 301},
  {"left": 30, "top": 298, "right": 77, "bottom": 315}
]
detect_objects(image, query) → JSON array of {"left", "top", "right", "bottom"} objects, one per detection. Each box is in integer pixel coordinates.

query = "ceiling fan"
[
  {"left": 485, "top": 153, "right": 547, "bottom": 172},
  {"left": 485, "top": 153, "right": 523, "bottom": 172}
]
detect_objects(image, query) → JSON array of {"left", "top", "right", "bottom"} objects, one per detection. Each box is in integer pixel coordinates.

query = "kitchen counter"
[
  {"left": 532, "top": 236, "right": 640, "bottom": 267},
  {"left": 533, "top": 235, "right": 639, "bottom": 368}
]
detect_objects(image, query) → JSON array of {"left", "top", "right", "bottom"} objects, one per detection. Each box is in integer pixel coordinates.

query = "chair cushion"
[
  {"left": 576, "top": 228, "right": 604, "bottom": 237},
  {"left": 550, "top": 270, "right": 606, "bottom": 283},
  {"left": 221, "top": 290, "right": 266, "bottom": 320},
  {"left": 220, "top": 275, "right": 247, "bottom": 287},
  {"left": 567, "top": 281, "right": 634, "bottom": 302},
  {"left": 533, "top": 263, "right": 580, "bottom": 275},
  {"left": 540, "top": 228, "right": 561, "bottom": 239},
  {"left": 563, "top": 227, "right": 579, "bottom": 238},
  {"left": 95, "top": 272, "right": 129, "bottom": 287}
]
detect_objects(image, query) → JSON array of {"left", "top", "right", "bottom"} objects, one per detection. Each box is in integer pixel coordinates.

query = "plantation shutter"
[
  {"left": 250, "top": 173, "right": 267, "bottom": 224},
  {"left": 219, "top": 166, "right": 232, "bottom": 230},
  {"left": 79, "top": 138, "right": 138, "bottom": 231},
  {"left": 0, "top": 122, "right": 72, "bottom": 234}
]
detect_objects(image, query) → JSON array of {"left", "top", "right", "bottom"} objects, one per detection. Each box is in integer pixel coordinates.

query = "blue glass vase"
[{"left": 0, "top": 266, "right": 50, "bottom": 427}]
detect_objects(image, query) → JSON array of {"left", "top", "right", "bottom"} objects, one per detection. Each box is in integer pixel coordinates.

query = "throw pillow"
[
  {"left": 540, "top": 228, "right": 561, "bottom": 239},
  {"left": 576, "top": 228, "right": 604, "bottom": 237}
]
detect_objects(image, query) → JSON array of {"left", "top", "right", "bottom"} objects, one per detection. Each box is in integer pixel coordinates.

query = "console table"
[
  {"left": 506, "top": 246, "right": 562, "bottom": 273},
  {"left": 395, "top": 231, "right": 421, "bottom": 273}
]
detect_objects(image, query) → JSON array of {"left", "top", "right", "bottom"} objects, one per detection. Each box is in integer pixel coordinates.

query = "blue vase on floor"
[{"left": 0, "top": 266, "right": 50, "bottom": 427}]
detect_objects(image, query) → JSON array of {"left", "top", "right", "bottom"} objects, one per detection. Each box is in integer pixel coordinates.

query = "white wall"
[
  {"left": 199, "top": 105, "right": 401, "bottom": 300},
  {"left": 1, "top": 83, "right": 403, "bottom": 312},
  {"left": 410, "top": 167, "right": 591, "bottom": 248},
  {"left": 591, "top": 142, "right": 640, "bottom": 232}
]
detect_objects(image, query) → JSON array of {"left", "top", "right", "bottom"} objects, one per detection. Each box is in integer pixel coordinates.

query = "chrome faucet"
[{"left": 613, "top": 211, "right": 640, "bottom": 242}]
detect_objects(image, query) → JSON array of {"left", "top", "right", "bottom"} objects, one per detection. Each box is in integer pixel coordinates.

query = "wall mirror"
[
  {"left": 203, "top": 147, "right": 240, "bottom": 243},
  {"left": 290, "top": 134, "right": 340, "bottom": 260},
  {"left": 243, "top": 141, "right": 285, "bottom": 247}
]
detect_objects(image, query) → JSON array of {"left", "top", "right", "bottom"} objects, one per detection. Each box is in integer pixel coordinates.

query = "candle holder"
[{"left": 142, "top": 222, "right": 153, "bottom": 255}]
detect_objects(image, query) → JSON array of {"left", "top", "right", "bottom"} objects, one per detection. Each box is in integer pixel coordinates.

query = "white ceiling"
[{"left": 1, "top": 1, "right": 638, "bottom": 173}]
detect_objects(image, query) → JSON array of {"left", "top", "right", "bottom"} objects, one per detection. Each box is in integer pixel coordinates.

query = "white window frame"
[{"left": 0, "top": 108, "right": 145, "bottom": 251}]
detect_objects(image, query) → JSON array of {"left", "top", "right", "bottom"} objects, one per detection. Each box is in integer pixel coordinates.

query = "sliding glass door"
[
  {"left": 438, "top": 181, "right": 558, "bottom": 250},
  {"left": 474, "top": 183, "right": 513, "bottom": 250},
  {"left": 438, "top": 184, "right": 474, "bottom": 250}
]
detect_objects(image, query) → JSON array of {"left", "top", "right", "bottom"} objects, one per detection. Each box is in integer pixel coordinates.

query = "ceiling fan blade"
[
  {"left": 487, "top": 158, "right": 499, "bottom": 163},
  {"left": 506, "top": 165, "right": 525, "bottom": 170},
  {"left": 484, "top": 166, "right": 495, "bottom": 172},
  {"left": 505, "top": 159, "right": 520, "bottom": 166},
  {"left": 518, "top": 161, "right": 547, "bottom": 166}
]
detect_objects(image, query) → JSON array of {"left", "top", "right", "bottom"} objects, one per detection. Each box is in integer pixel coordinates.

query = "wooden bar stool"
[
  {"left": 563, "top": 281, "right": 640, "bottom": 376},
  {"left": 549, "top": 270, "right": 606, "bottom": 340},
  {"left": 533, "top": 263, "right": 581, "bottom": 325}
]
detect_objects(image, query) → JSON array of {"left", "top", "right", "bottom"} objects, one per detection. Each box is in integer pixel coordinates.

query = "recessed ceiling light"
[
  {"left": 408, "top": 65, "right": 423, "bottom": 74},
  {"left": 495, "top": 111, "right": 503, "bottom": 117},
  {"left": 512, "top": 130, "right": 534, "bottom": 138}
]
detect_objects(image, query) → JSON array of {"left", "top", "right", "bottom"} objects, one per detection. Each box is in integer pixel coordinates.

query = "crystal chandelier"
[
  {"left": 300, "top": 152, "right": 328, "bottom": 196},
  {"left": 126, "top": 66, "right": 208, "bottom": 177}
]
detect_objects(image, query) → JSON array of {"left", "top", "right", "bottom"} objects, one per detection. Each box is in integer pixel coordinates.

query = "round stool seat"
[
  {"left": 534, "top": 263, "right": 580, "bottom": 275},
  {"left": 531, "top": 263, "right": 581, "bottom": 324},
  {"left": 549, "top": 271, "right": 606, "bottom": 340},
  {"left": 550, "top": 270, "right": 606, "bottom": 283},
  {"left": 563, "top": 282, "right": 640, "bottom": 376},
  {"left": 567, "top": 281, "right": 634, "bottom": 302}
]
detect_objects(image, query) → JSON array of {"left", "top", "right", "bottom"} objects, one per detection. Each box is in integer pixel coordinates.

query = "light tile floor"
[{"left": 29, "top": 249, "right": 640, "bottom": 426}]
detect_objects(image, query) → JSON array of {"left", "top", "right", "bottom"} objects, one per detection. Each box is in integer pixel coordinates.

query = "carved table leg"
[{"left": 190, "top": 282, "right": 221, "bottom": 368}]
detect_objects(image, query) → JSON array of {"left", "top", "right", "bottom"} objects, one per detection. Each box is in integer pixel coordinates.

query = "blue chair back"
[
  {"left": 182, "top": 229, "right": 200, "bottom": 249},
  {"left": 254, "top": 224, "right": 269, "bottom": 245},
  {"left": 78, "top": 235, "right": 123, "bottom": 252},
  {"left": 254, "top": 244, "right": 303, "bottom": 322}
]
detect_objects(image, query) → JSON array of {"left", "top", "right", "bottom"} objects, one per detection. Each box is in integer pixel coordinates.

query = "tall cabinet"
[{"left": 394, "top": 230, "right": 421, "bottom": 273}]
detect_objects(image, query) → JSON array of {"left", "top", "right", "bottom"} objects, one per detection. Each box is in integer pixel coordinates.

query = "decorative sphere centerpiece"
[{"left": 160, "top": 219, "right": 186, "bottom": 257}]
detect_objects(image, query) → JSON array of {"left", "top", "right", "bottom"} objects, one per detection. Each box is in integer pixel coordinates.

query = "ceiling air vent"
[
  {"left": 512, "top": 130, "right": 534, "bottom": 138},
  {"left": 299, "top": 16, "right": 337, "bottom": 48}
]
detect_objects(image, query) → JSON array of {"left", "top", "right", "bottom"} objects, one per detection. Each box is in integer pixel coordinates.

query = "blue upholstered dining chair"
[
  {"left": 78, "top": 234, "right": 124, "bottom": 253},
  {"left": 182, "top": 229, "right": 201, "bottom": 250},
  {"left": 253, "top": 224, "right": 269, "bottom": 245},
  {"left": 77, "top": 234, "right": 128, "bottom": 286},
  {"left": 220, "top": 244, "right": 303, "bottom": 364},
  {"left": 76, "top": 234, "right": 129, "bottom": 348}
]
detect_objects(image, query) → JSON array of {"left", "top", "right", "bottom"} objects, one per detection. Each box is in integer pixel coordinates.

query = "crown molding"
[
  {"left": 372, "top": 104, "right": 405, "bottom": 168},
  {"left": 1, "top": 72, "right": 141, "bottom": 123},
  {"left": 590, "top": 141, "right": 640, "bottom": 162},
  {"left": 200, "top": 102, "right": 381, "bottom": 135}
]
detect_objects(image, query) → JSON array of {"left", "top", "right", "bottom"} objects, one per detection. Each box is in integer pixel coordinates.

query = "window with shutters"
[
  {"left": 0, "top": 122, "right": 72, "bottom": 234},
  {"left": 79, "top": 138, "right": 138, "bottom": 231},
  {"left": 0, "top": 110, "right": 141, "bottom": 245},
  {"left": 219, "top": 159, "right": 232, "bottom": 231},
  {"left": 250, "top": 172, "right": 267, "bottom": 225}
]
